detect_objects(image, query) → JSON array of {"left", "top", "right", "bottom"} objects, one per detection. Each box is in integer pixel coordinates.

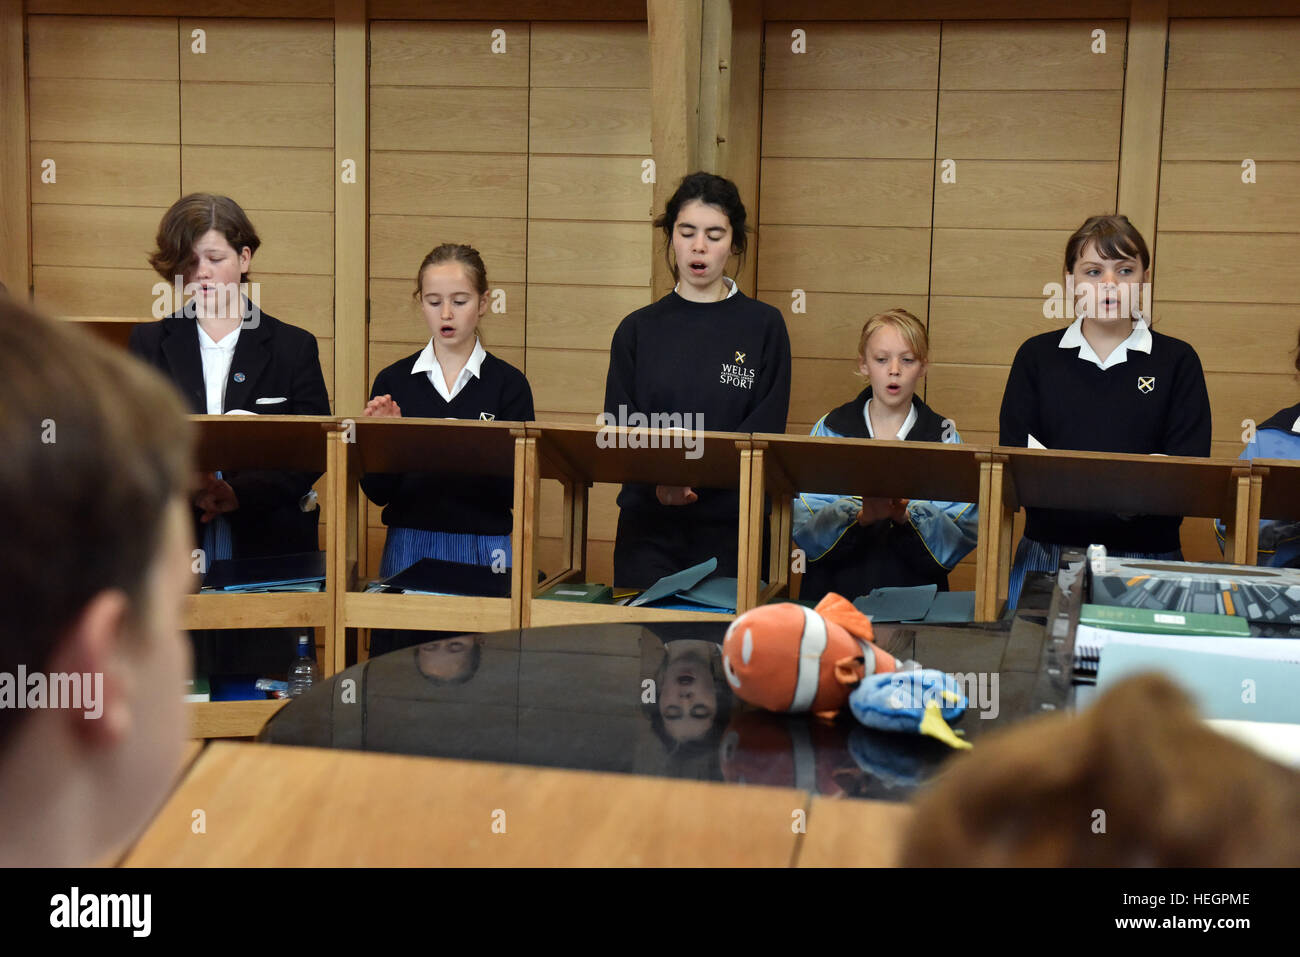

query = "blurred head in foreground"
[
  {"left": 901, "top": 673, "right": 1300, "bottom": 866},
  {"left": 0, "top": 293, "right": 195, "bottom": 865}
]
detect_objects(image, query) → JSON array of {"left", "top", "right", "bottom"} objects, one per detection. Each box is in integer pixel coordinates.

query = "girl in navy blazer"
[{"left": 129, "top": 193, "right": 330, "bottom": 675}]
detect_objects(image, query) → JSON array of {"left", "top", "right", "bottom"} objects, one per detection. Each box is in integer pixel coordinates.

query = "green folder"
[
  {"left": 1079, "top": 603, "right": 1250, "bottom": 637},
  {"left": 184, "top": 676, "right": 211, "bottom": 703}
]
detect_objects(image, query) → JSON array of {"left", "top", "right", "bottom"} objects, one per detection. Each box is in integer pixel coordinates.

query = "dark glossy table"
[{"left": 261, "top": 575, "right": 1068, "bottom": 801}]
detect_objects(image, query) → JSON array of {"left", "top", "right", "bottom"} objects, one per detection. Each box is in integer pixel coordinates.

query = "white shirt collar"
[
  {"left": 1058, "top": 318, "right": 1152, "bottom": 371},
  {"left": 672, "top": 276, "right": 739, "bottom": 299},
  {"left": 412, "top": 337, "right": 487, "bottom": 403},
  {"left": 196, "top": 320, "right": 240, "bottom": 352},
  {"left": 195, "top": 320, "right": 240, "bottom": 414},
  {"left": 863, "top": 397, "right": 917, "bottom": 440}
]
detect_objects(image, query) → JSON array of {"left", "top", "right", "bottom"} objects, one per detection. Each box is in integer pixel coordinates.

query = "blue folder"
[
  {"left": 629, "top": 558, "right": 718, "bottom": 607},
  {"left": 853, "top": 584, "right": 938, "bottom": 623},
  {"left": 915, "top": 590, "right": 976, "bottom": 623},
  {"left": 1097, "top": 642, "right": 1300, "bottom": 724},
  {"left": 203, "top": 551, "right": 326, "bottom": 592}
]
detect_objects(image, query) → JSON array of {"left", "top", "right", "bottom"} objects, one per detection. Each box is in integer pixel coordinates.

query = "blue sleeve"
[
  {"left": 1216, "top": 432, "right": 1300, "bottom": 566},
  {"left": 793, "top": 418, "right": 980, "bottom": 571},
  {"left": 898, "top": 429, "right": 979, "bottom": 571},
  {"left": 792, "top": 415, "right": 861, "bottom": 561}
]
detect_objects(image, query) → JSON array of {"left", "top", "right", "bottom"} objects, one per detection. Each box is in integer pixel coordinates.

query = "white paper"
[
  {"left": 1207, "top": 719, "right": 1300, "bottom": 768},
  {"left": 1076, "top": 625, "right": 1300, "bottom": 664}
]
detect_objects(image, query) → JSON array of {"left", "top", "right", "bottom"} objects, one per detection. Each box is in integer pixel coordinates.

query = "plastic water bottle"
[{"left": 286, "top": 635, "right": 319, "bottom": 698}]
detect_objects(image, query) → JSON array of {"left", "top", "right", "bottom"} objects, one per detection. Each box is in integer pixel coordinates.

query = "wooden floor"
[{"left": 122, "top": 742, "right": 913, "bottom": 867}]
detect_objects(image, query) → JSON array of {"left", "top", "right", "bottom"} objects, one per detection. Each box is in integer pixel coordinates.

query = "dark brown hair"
[
  {"left": 412, "top": 244, "right": 489, "bottom": 300},
  {"left": 1064, "top": 214, "right": 1150, "bottom": 274},
  {"left": 0, "top": 296, "right": 194, "bottom": 752},
  {"left": 654, "top": 172, "right": 750, "bottom": 281},
  {"left": 900, "top": 673, "right": 1300, "bottom": 866},
  {"left": 148, "top": 193, "right": 261, "bottom": 282}
]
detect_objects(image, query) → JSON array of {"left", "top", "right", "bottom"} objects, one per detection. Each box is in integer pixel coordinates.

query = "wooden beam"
[
  {"left": 335, "top": 0, "right": 367, "bottom": 418},
  {"left": 725, "top": 0, "right": 763, "bottom": 294},
  {"left": 697, "top": 0, "right": 732, "bottom": 174},
  {"left": 1116, "top": 0, "right": 1169, "bottom": 245},
  {"left": 335, "top": 0, "right": 369, "bottom": 598},
  {"left": 760, "top": 0, "right": 1130, "bottom": 16},
  {"left": 369, "top": 0, "right": 646, "bottom": 17},
  {"left": 28, "top": 0, "right": 332, "bottom": 13},
  {"left": 648, "top": 0, "right": 703, "bottom": 299},
  {"left": 0, "top": 0, "right": 30, "bottom": 296}
]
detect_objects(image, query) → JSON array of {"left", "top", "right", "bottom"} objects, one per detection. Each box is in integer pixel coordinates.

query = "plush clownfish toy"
[{"left": 721, "top": 593, "right": 900, "bottom": 715}]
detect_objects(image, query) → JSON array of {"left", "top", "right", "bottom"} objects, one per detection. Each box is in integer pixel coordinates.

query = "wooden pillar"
[
  {"left": 334, "top": 0, "right": 368, "bottom": 418},
  {"left": 724, "top": 0, "right": 762, "bottom": 293},
  {"left": 697, "top": 0, "right": 732, "bottom": 174},
  {"left": 1116, "top": 0, "right": 1169, "bottom": 243},
  {"left": 0, "top": 0, "right": 30, "bottom": 296},
  {"left": 648, "top": 0, "right": 703, "bottom": 299},
  {"left": 335, "top": 1, "right": 369, "bottom": 586}
]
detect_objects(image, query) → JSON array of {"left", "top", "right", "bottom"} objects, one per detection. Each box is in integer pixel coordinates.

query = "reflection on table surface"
[{"left": 261, "top": 576, "right": 1065, "bottom": 801}]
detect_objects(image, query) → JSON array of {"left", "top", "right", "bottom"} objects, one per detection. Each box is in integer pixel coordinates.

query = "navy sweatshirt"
[
  {"left": 999, "top": 327, "right": 1212, "bottom": 552},
  {"left": 360, "top": 349, "right": 534, "bottom": 535},
  {"left": 603, "top": 289, "right": 792, "bottom": 521}
]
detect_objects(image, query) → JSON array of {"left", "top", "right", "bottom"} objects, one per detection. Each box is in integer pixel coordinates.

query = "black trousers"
[{"left": 613, "top": 508, "right": 772, "bottom": 590}]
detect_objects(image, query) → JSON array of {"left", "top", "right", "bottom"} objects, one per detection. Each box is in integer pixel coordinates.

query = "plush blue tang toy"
[{"left": 847, "top": 669, "right": 971, "bottom": 749}]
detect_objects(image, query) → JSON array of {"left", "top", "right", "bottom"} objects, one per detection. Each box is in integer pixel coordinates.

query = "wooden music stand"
[{"left": 521, "top": 422, "right": 753, "bottom": 625}]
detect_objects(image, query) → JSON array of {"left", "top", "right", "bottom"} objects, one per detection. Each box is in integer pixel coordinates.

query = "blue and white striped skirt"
[
  {"left": 1006, "top": 536, "right": 1183, "bottom": 610},
  {"left": 379, "top": 526, "right": 513, "bottom": 578}
]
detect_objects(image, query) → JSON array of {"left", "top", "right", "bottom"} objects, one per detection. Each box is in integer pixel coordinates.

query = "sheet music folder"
[{"left": 202, "top": 551, "right": 327, "bottom": 591}]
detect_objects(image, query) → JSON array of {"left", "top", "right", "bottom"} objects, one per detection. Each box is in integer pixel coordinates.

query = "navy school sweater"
[
  {"left": 359, "top": 349, "right": 534, "bottom": 535},
  {"left": 998, "top": 327, "right": 1212, "bottom": 552},
  {"left": 603, "top": 289, "right": 792, "bottom": 522}
]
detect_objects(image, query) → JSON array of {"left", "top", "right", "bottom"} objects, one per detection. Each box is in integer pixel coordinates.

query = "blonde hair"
[{"left": 857, "top": 308, "right": 929, "bottom": 365}]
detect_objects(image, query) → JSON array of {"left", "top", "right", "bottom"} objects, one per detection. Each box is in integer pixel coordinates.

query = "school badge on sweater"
[
  {"left": 720, "top": 349, "right": 758, "bottom": 390},
  {"left": 1138, "top": 376, "right": 1155, "bottom": 394}
]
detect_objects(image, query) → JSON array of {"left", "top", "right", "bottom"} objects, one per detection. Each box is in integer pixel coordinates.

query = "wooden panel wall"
[
  {"left": 28, "top": 16, "right": 180, "bottom": 321},
  {"left": 1156, "top": 18, "right": 1300, "bottom": 461},
  {"left": 925, "top": 19, "right": 1126, "bottom": 448},
  {"left": 527, "top": 22, "right": 653, "bottom": 587},
  {"left": 756, "top": 19, "right": 1125, "bottom": 588},
  {"left": 20, "top": 5, "right": 1300, "bottom": 596},
  {"left": 757, "top": 21, "right": 939, "bottom": 434},
  {"left": 1156, "top": 17, "right": 1300, "bottom": 561},
  {"left": 27, "top": 15, "right": 337, "bottom": 407},
  {"left": 181, "top": 18, "right": 336, "bottom": 406},
  {"left": 365, "top": 21, "right": 650, "bottom": 585},
  {"left": 365, "top": 20, "right": 531, "bottom": 573}
]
